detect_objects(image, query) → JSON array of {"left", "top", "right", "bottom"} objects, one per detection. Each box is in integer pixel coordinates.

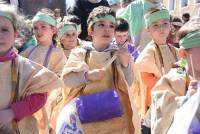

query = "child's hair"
[
  {"left": 182, "top": 13, "right": 190, "bottom": 21},
  {"left": 63, "top": 15, "right": 81, "bottom": 26},
  {"left": 171, "top": 16, "right": 183, "bottom": 28},
  {"left": 178, "top": 19, "right": 200, "bottom": 42},
  {"left": 87, "top": 6, "right": 116, "bottom": 30},
  {"left": 0, "top": 4, "right": 23, "bottom": 31},
  {"left": 172, "top": 16, "right": 182, "bottom": 23},
  {"left": 115, "top": 18, "right": 129, "bottom": 32},
  {"left": 37, "top": 8, "right": 56, "bottom": 20}
]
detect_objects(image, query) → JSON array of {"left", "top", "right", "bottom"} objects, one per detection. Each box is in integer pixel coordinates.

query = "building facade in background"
[{"left": 163, "top": 0, "right": 200, "bottom": 18}]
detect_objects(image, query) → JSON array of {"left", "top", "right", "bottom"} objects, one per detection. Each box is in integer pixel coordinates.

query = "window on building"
[
  {"left": 196, "top": 0, "right": 200, "bottom": 3},
  {"left": 169, "top": 0, "right": 175, "bottom": 10},
  {"left": 181, "top": 0, "right": 188, "bottom": 7}
]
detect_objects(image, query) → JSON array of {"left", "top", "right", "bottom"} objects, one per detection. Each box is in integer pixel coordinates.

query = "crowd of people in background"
[{"left": 0, "top": 0, "right": 200, "bottom": 134}]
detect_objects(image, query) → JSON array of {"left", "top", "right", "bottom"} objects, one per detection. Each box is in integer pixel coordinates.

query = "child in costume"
[
  {"left": 20, "top": 8, "right": 66, "bottom": 134},
  {"left": 62, "top": 15, "right": 88, "bottom": 49},
  {"left": 134, "top": 6, "right": 179, "bottom": 119},
  {"left": 57, "top": 21, "right": 81, "bottom": 58},
  {"left": 151, "top": 18, "right": 200, "bottom": 134},
  {"left": 56, "top": 6, "right": 141, "bottom": 134},
  {"left": 21, "top": 8, "right": 66, "bottom": 76},
  {"left": 116, "top": 0, "right": 163, "bottom": 48},
  {"left": 49, "top": 17, "right": 86, "bottom": 130},
  {"left": 0, "top": 4, "right": 62, "bottom": 134},
  {"left": 63, "top": 15, "right": 82, "bottom": 36},
  {"left": 167, "top": 16, "right": 183, "bottom": 48},
  {"left": 114, "top": 18, "right": 139, "bottom": 61}
]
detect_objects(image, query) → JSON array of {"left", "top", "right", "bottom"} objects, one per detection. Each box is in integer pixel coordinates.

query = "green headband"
[
  {"left": 88, "top": 15, "right": 116, "bottom": 28},
  {"left": 179, "top": 31, "right": 200, "bottom": 49},
  {"left": 77, "top": 24, "right": 81, "bottom": 32},
  {"left": 0, "top": 11, "right": 13, "bottom": 22},
  {"left": 0, "top": 11, "right": 17, "bottom": 29},
  {"left": 145, "top": 9, "right": 170, "bottom": 27},
  {"left": 58, "top": 25, "right": 77, "bottom": 39},
  {"left": 32, "top": 12, "right": 56, "bottom": 26}
]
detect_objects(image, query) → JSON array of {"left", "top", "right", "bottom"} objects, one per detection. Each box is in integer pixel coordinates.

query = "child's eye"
[
  {"left": 1, "top": 28, "right": 9, "bottom": 32},
  {"left": 152, "top": 24, "right": 159, "bottom": 28},
  {"left": 163, "top": 22, "right": 170, "bottom": 26},
  {"left": 109, "top": 25, "right": 115, "bottom": 29},
  {"left": 41, "top": 25, "right": 47, "bottom": 29},
  {"left": 98, "top": 23, "right": 105, "bottom": 27}
]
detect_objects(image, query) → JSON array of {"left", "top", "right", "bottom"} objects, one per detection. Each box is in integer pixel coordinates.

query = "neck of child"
[
  {"left": 0, "top": 48, "right": 12, "bottom": 56},
  {"left": 93, "top": 42, "right": 108, "bottom": 52},
  {"left": 64, "top": 49, "right": 71, "bottom": 57},
  {"left": 155, "top": 40, "right": 167, "bottom": 46},
  {"left": 38, "top": 40, "right": 53, "bottom": 46}
]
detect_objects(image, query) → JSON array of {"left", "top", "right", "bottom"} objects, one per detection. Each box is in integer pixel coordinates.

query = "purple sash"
[
  {"left": 28, "top": 45, "right": 54, "bottom": 67},
  {"left": 76, "top": 89, "right": 123, "bottom": 123}
]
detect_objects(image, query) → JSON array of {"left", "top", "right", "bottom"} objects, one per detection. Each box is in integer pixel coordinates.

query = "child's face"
[
  {"left": 170, "top": 24, "right": 181, "bottom": 34},
  {"left": 147, "top": 19, "right": 171, "bottom": 45},
  {"left": 90, "top": 20, "right": 115, "bottom": 47},
  {"left": 186, "top": 46, "right": 200, "bottom": 73},
  {"left": 115, "top": 31, "right": 129, "bottom": 46},
  {"left": 0, "top": 16, "right": 16, "bottom": 55},
  {"left": 60, "top": 30, "right": 78, "bottom": 49},
  {"left": 33, "top": 21, "right": 56, "bottom": 44}
]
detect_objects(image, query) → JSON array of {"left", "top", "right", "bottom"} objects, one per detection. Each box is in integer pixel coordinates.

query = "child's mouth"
[{"left": 102, "top": 35, "right": 110, "bottom": 38}]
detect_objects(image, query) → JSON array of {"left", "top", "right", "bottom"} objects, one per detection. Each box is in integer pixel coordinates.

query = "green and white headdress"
[
  {"left": 179, "top": 30, "right": 200, "bottom": 49},
  {"left": 32, "top": 12, "right": 56, "bottom": 26},
  {"left": 87, "top": 14, "right": 116, "bottom": 28},
  {"left": 145, "top": 7, "right": 170, "bottom": 27}
]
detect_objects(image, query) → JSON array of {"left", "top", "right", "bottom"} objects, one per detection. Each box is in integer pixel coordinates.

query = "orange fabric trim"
[{"left": 141, "top": 72, "right": 159, "bottom": 107}]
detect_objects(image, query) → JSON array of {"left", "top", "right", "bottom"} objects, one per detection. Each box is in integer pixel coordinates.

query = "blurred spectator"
[
  {"left": 167, "top": 16, "right": 183, "bottom": 48},
  {"left": 116, "top": 0, "right": 162, "bottom": 50},
  {"left": 69, "top": 0, "right": 109, "bottom": 40},
  {"left": 107, "top": 0, "right": 120, "bottom": 11},
  {"left": 54, "top": 8, "right": 62, "bottom": 23},
  {"left": 119, "top": 0, "right": 134, "bottom": 8},
  {"left": 114, "top": 18, "right": 139, "bottom": 61},
  {"left": 182, "top": 12, "right": 190, "bottom": 24}
]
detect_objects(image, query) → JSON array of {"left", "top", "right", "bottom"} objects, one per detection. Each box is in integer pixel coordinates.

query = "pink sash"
[{"left": 0, "top": 49, "right": 17, "bottom": 62}]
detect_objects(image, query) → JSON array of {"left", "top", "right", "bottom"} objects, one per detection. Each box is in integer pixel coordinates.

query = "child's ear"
[
  {"left": 88, "top": 27, "right": 93, "bottom": 36},
  {"left": 178, "top": 47, "right": 187, "bottom": 58},
  {"left": 144, "top": 26, "right": 149, "bottom": 32},
  {"left": 14, "top": 31, "right": 19, "bottom": 38},
  {"left": 52, "top": 27, "right": 58, "bottom": 34},
  {"left": 78, "top": 30, "right": 81, "bottom": 36}
]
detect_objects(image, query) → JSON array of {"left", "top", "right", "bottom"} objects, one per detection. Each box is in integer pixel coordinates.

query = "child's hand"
[
  {"left": 0, "top": 109, "right": 15, "bottom": 128},
  {"left": 117, "top": 45, "right": 131, "bottom": 67},
  {"left": 85, "top": 69, "right": 105, "bottom": 82},
  {"left": 187, "top": 80, "right": 199, "bottom": 96}
]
